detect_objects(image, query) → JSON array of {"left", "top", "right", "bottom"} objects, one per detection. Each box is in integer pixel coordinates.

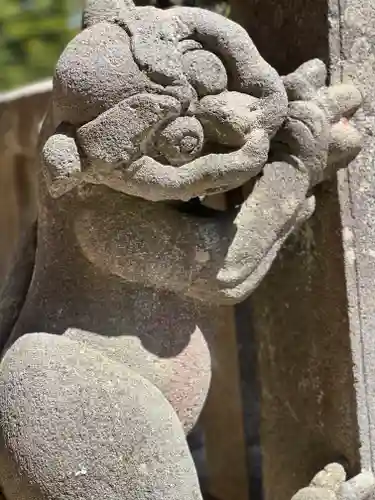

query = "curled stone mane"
[{"left": 42, "top": 1, "right": 288, "bottom": 201}]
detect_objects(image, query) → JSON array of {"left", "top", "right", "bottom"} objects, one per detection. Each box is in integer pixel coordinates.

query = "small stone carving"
[
  {"left": 0, "top": 1, "right": 364, "bottom": 499},
  {"left": 291, "top": 463, "right": 375, "bottom": 500}
]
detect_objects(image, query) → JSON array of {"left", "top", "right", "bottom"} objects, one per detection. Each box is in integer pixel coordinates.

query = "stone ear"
[{"left": 82, "top": 0, "right": 135, "bottom": 28}]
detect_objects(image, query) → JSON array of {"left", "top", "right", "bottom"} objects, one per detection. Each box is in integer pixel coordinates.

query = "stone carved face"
[
  {"left": 42, "top": 1, "right": 288, "bottom": 202},
  {"left": 39, "top": 0, "right": 363, "bottom": 308}
]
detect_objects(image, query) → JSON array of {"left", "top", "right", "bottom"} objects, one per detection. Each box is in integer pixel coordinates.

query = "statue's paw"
[
  {"left": 339, "top": 470, "right": 375, "bottom": 500},
  {"left": 291, "top": 464, "right": 375, "bottom": 500},
  {"left": 282, "top": 58, "right": 327, "bottom": 101},
  {"left": 314, "top": 84, "right": 363, "bottom": 176},
  {"left": 273, "top": 59, "right": 363, "bottom": 187},
  {"left": 292, "top": 486, "right": 337, "bottom": 500},
  {"left": 291, "top": 463, "right": 345, "bottom": 500},
  {"left": 326, "top": 105, "right": 362, "bottom": 172},
  {"left": 310, "top": 463, "right": 346, "bottom": 492}
]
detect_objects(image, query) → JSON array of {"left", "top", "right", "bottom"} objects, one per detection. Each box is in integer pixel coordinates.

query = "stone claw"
[
  {"left": 310, "top": 463, "right": 346, "bottom": 492},
  {"left": 271, "top": 60, "right": 363, "bottom": 187},
  {"left": 313, "top": 84, "right": 363, "bottom": 124},
  {"left": 291, "top": 464, "right": 375, "bottom": 500},
  {"left": 327, "top": 120, "right": 363, "bottom": 171},
  {"left": 283, "top": 58, "right": 327, "bottom": 101},
  {"left": 42, "top": 127, "right": 83, "bottom": 198}
]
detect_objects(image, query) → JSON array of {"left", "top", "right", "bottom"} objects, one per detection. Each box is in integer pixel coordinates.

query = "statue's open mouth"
[{"left": 167, "top": 173, "right": 260, "bottom": 225}]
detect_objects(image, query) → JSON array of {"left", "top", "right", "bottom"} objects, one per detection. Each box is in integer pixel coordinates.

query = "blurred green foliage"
[{"left": 0, "top": 0, "right": 80, "bottom": 90}]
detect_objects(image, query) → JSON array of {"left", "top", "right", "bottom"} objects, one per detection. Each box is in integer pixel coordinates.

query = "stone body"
[{"left": 0, "top": 1, "right": 368, "bottom": 499}]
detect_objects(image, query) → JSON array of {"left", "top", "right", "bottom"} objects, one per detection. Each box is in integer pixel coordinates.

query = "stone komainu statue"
[{"left": 0, "top": 0, "right": 372, "bottom": 499}]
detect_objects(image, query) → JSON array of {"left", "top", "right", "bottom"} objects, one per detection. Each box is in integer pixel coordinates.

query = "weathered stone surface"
[
  {"left": 0, "top": 332, "right": 202, "bottom": 500},
  {"left": 76, "top": 94, "right": 181, "bottom": 165},
  {"left": 63, "top": 327, "right": 211, "bottom": 433},
  {"left": 0, "top": 0, "right": 365, "bottom": 499},
  {"left": 182, "top": 50, "right": 228, "bottom": 98},
  {"left": 291, "top": 463, "right": 374, "bottom": 500},
  {"left": 154, "top": 116, "right": 205, "bottom": 166},
  {"left": 42, "top": 126, "right": 82, "bottom": 198},
  {"left": 51, "top": 4, "right": 289, "bottom": 200},
  {"left": 168, "top": 6, "right": 288, "bottom": 135},
  {"left": 82, "top": 0, "right": 135, "bottom": 27},
  {"left": 53, "top": 22, "right": 156, "bottom": 125},
  {"left": 124, "top": 7, "right": 191, "bottom": 88},
  {"left": 196, "top": 92, "right": 261, "bottom": 147}
]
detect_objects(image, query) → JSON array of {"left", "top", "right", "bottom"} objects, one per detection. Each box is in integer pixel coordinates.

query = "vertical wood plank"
[{"left": 201, "top": 306, "right": 249, "bottom": 500}]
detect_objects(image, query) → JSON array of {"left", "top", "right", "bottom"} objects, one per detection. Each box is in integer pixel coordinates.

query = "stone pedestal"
[{"left": 230, "top": 1, "right": 375, "bottom": 499}]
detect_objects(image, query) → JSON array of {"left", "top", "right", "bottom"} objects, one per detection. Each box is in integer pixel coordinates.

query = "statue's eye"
[{"left": 155, "top": 117, "right": 205, "bottom": 167}]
